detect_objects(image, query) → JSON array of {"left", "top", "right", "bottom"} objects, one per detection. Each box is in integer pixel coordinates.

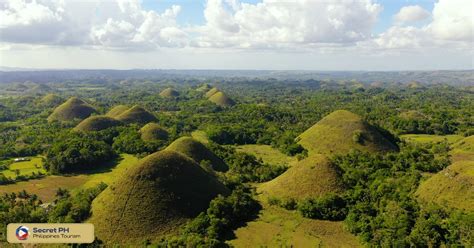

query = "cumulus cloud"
[
  {"left": 0, "top": 0, "right": 184, "bottom": 49},
  {"left": 195, "top": 0, "right": 382, "bottom": 49},
  {"left": 393, "top": 5, "right": 430, "bottom": 24},
  {"left": 430, "top": 0, "right": 473, "bottom": 41}
]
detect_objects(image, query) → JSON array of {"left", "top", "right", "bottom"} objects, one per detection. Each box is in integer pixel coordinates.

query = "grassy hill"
[
  {"left": 259, "top": 155, "right": 344, "bottom": 201},
  {"left": 416, "top": 160, "right": 474, "bottom": 211},
  {"left": 74, "top": 115, "right": 122, "bottom": 132},
  {"left": 209, "top": 91, "right": 235, "bottom": 107},
  {"left": 90, "top": 150, "right": 229, "bottom": 244},
  {"left": 298, "top": 110, "right": 397, "bottom": 155},
  {"left": 450, "top": 135, "right": 474, "bottom": 162},
  {"left": 39, "top": 93, "right": 63, "bottom": 107},
  {"left": 400, "top": 134, "right": 463, "bottom": 145},
  {"left": 236, "top": 144, "right": 297, "bottom": 166},
  {"left": 105, "top": 105, "right": 129, "bottom": 118},
  {"left": 140, "top": 123, "right": 169, "bottom": 141},
  {"left": 399, "top": 110, "right": 427, "bottom": 120},
  {"left": 47, "top": 97, "right": 96, "bottom": 122},
  {"left": 115, "top": 105, "right": 157, "bottom": 124},
  {"left": 166, "top": 137, "right": 228, "bottom": 172},
  {"left": 205, "top": 87, "right": 219, "bottom": 97},
  {"left": 197, "top": 83, "right": 212, "bottom": 92},
  {"left": 159, "top": 87, "right": 179, "bottom": 98}
]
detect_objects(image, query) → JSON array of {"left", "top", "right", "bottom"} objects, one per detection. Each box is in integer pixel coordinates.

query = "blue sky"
[
  {"left": 141, "top": 0, "right": 437, "bottom": 33},
  {"left": 0, "top": 0, "right": 472, "bottom": 70}
]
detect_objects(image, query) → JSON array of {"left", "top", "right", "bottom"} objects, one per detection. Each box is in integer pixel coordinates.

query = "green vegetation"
[
  {"left": 90, "top": 150, "right": 229, "bottom": 244},
  {"left": 260, "top": 155, "right": 344, "bottom": 200},
  {"left": 115, "top": 105, "right": 157, "bottom": 124},
  {"left": 47, "top": 97, "right": 96, "bottom": 122},
  {"left": 166, "top": 137, "right": 228, "bottom": 172},
  {"left": 44, "top": 134, "right": 116, "bottom": 173},
  {"left": 159, "top": 87, "right": 180, "bottom": 98},
  {"left": 140, "top": 122, "right": 169, "bottom": 142},
  {"left": 74, "top": 115, "right": 122, "bottom": 132},
  {"left": 205, "top": 87, "right": 220, "bottom": 97},
  {"left": 298, "top": 110, "right": 398, "bottom": 155},
  {"left": 0, "top": 157, "right": 45, "bottom": 179}
]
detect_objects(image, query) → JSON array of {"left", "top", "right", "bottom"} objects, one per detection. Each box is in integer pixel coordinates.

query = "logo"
[{"left": 15, "top": 226, "right": 29, "bottom": 240}]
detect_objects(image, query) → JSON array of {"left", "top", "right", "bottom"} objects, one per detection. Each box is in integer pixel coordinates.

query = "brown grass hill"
[
  {"left": 209, "top": 91, "right": 235, "bottom": 107},
  {"left": 297, "top": 110, "right": 398, "bottom": 156},
  {"left": 259, "top": 154, "right": 344, "bottom": 201},
  {"left": 39, "top": 93, "right": 63, "bottom": 107},
  {"left": 205, "top": 87, "right": 220, "bottom": 98},
  {"left": 89, "top": 150, "right": 229, "bottom": 244},
  {"left": 47, "top": 97, "right": 96, "bottom": 122},
  {"left": 115, "top": 105, "right": 157, "bottom": 125},
  {"left": 74, "top": 116, "right": 122, "bottom": 132},
  {"left": 166, "top": 137, "right": 228, "bottom": 172},
  {"left": 416, "top": 160, "right": 474, "bottom": 211},
  {"left": 197, "top": 83, "right": 212, "bottom": 92},
  {"left": 105, "top": 105, "right": 129, "bottom": 118},
  {"left": 140, "top": 123, "right": 169, "bottom": 141},
  {"left": 159, "top": 88, "right": 180, "bottom": 98},
  {"left": 406, "top": 81, "right": 425, "bottom": 89}
]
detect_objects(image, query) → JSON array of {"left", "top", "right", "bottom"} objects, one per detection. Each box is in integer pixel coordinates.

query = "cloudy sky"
[{"left": 0, "top": 0, "right": 472, "bottom": 70}]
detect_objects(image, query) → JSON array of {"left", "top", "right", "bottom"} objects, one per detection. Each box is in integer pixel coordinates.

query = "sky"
[{"left": 0, "top": 0, "right": 472, "bottom": 70}]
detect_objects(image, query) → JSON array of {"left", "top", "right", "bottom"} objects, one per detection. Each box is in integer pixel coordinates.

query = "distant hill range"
[{"left": 0, "top": 69, "right": 472, "bottom": 86}]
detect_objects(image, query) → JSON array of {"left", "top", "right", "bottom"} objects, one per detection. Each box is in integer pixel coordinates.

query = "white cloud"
[
  {"left": 195, "top": 0, "right": 382, "bottom": 49},
  {"left": 0, "top": 0, "right": 184, "bottom": 49},
  {"left": 430, "top": 0, "right": 473, "bottom": 41},
  {"left": 393, "top": 5, "right": 430, "bottom": 24}
]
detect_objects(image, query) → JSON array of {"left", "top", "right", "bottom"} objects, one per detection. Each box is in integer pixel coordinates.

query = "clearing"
[{"left": 236, "top": 144, "right": 297, "bottom": 166}]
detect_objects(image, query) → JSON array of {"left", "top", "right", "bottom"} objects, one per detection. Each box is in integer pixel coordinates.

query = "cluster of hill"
[{"left": 47, "top": 97, "right": 157, "bottom": 132}]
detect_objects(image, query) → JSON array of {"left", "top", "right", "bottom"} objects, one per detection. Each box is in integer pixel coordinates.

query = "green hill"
[
  {"left": 105, "top": 105, "right": 129, "bottom": 118},
  {"left": 298, "top": 110, "right": 397, "bottom": 155},
  {"left": 197, "top": 83, "right": 212, "bottom": 92},
  {"left": 159, "top": 88, "right": 179, "bottom": 98},
  {"left": 90, "top": 150, "right": 229, "bottom": 244},
  {"left": 259, "top": 155, "right": 344, "bottom": 200},
  {"left": 74, "top": 116, "right": 122, "bottom": 132},
  {"left": 450, "top": 135, "right": 474, "bottom": 162},
  {"left": 47, "top": 97, "right": 96, "bottom": 122},
  {"left": 416, "top": 160, "right": 474, "bottom": 211},
  {"left": 140, "top": 123, "right": 169, "bottom": 141},
  {"left": 39, "top": 93, "right": 63, "bottom": 107},
  {"left": 209, "top": 91, "right": 235, "bottom": 107},
  {"left": 205, "top": 87, "right": 220, "bottom": 98},
  {"left": 115, "top": 105, "right": 157, "bottom": 124},
  {"left": 166, "top": 137, "right": 228, "bottom": 172}
]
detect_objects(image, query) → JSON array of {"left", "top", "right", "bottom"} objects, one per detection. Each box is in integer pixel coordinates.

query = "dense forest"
[{"left": 0, "top": 76, "right": 472, "bottom": 247}]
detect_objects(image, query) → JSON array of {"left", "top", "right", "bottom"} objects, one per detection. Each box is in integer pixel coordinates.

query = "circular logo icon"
[{"left": 15, "top": 226, "right": 29, "bottom": 240}]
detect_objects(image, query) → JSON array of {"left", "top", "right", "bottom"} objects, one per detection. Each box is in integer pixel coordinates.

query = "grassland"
[
  {"left": 236, "top": 144, "right": 297, "bottom": 166},
  {"left": 0, "top": 157, "right": 46, "bottom": 178},
  {"left": 74, "top": 115, "right": 122, "bottom": 132},
  {"left": 227, "top": 196, "right": 360, "bottom": 247},
  {"left": 400, "top": 134, "right": 464, "bottom": 144},
  {"left": 115, "top": 105, "right": 157, "bottom": 124},
  {"left": 208, "top": 91, "right": 235, "bottom": 107},
  {"left": 0, "top": 154, "right": 138, "bottom": 202},
  {"left": 47, "top": 97, "right": 96, "bottom": 122}
]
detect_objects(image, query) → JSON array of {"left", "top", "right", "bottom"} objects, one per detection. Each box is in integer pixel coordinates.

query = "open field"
[
  {"left": 400, "top": 134, "right": 464, "bottom": 144},
  {"left": 236, "top": 144, "right": 297, "bottom": 166},
  {"left": 0, "top": 154, "right": 138, "bottom": 202},
  {"left": 0, "top": 157, "right": 46, "bottom": 178},
  {"left": 227, "top": 194, "right": 361, "bottom": 247}
]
